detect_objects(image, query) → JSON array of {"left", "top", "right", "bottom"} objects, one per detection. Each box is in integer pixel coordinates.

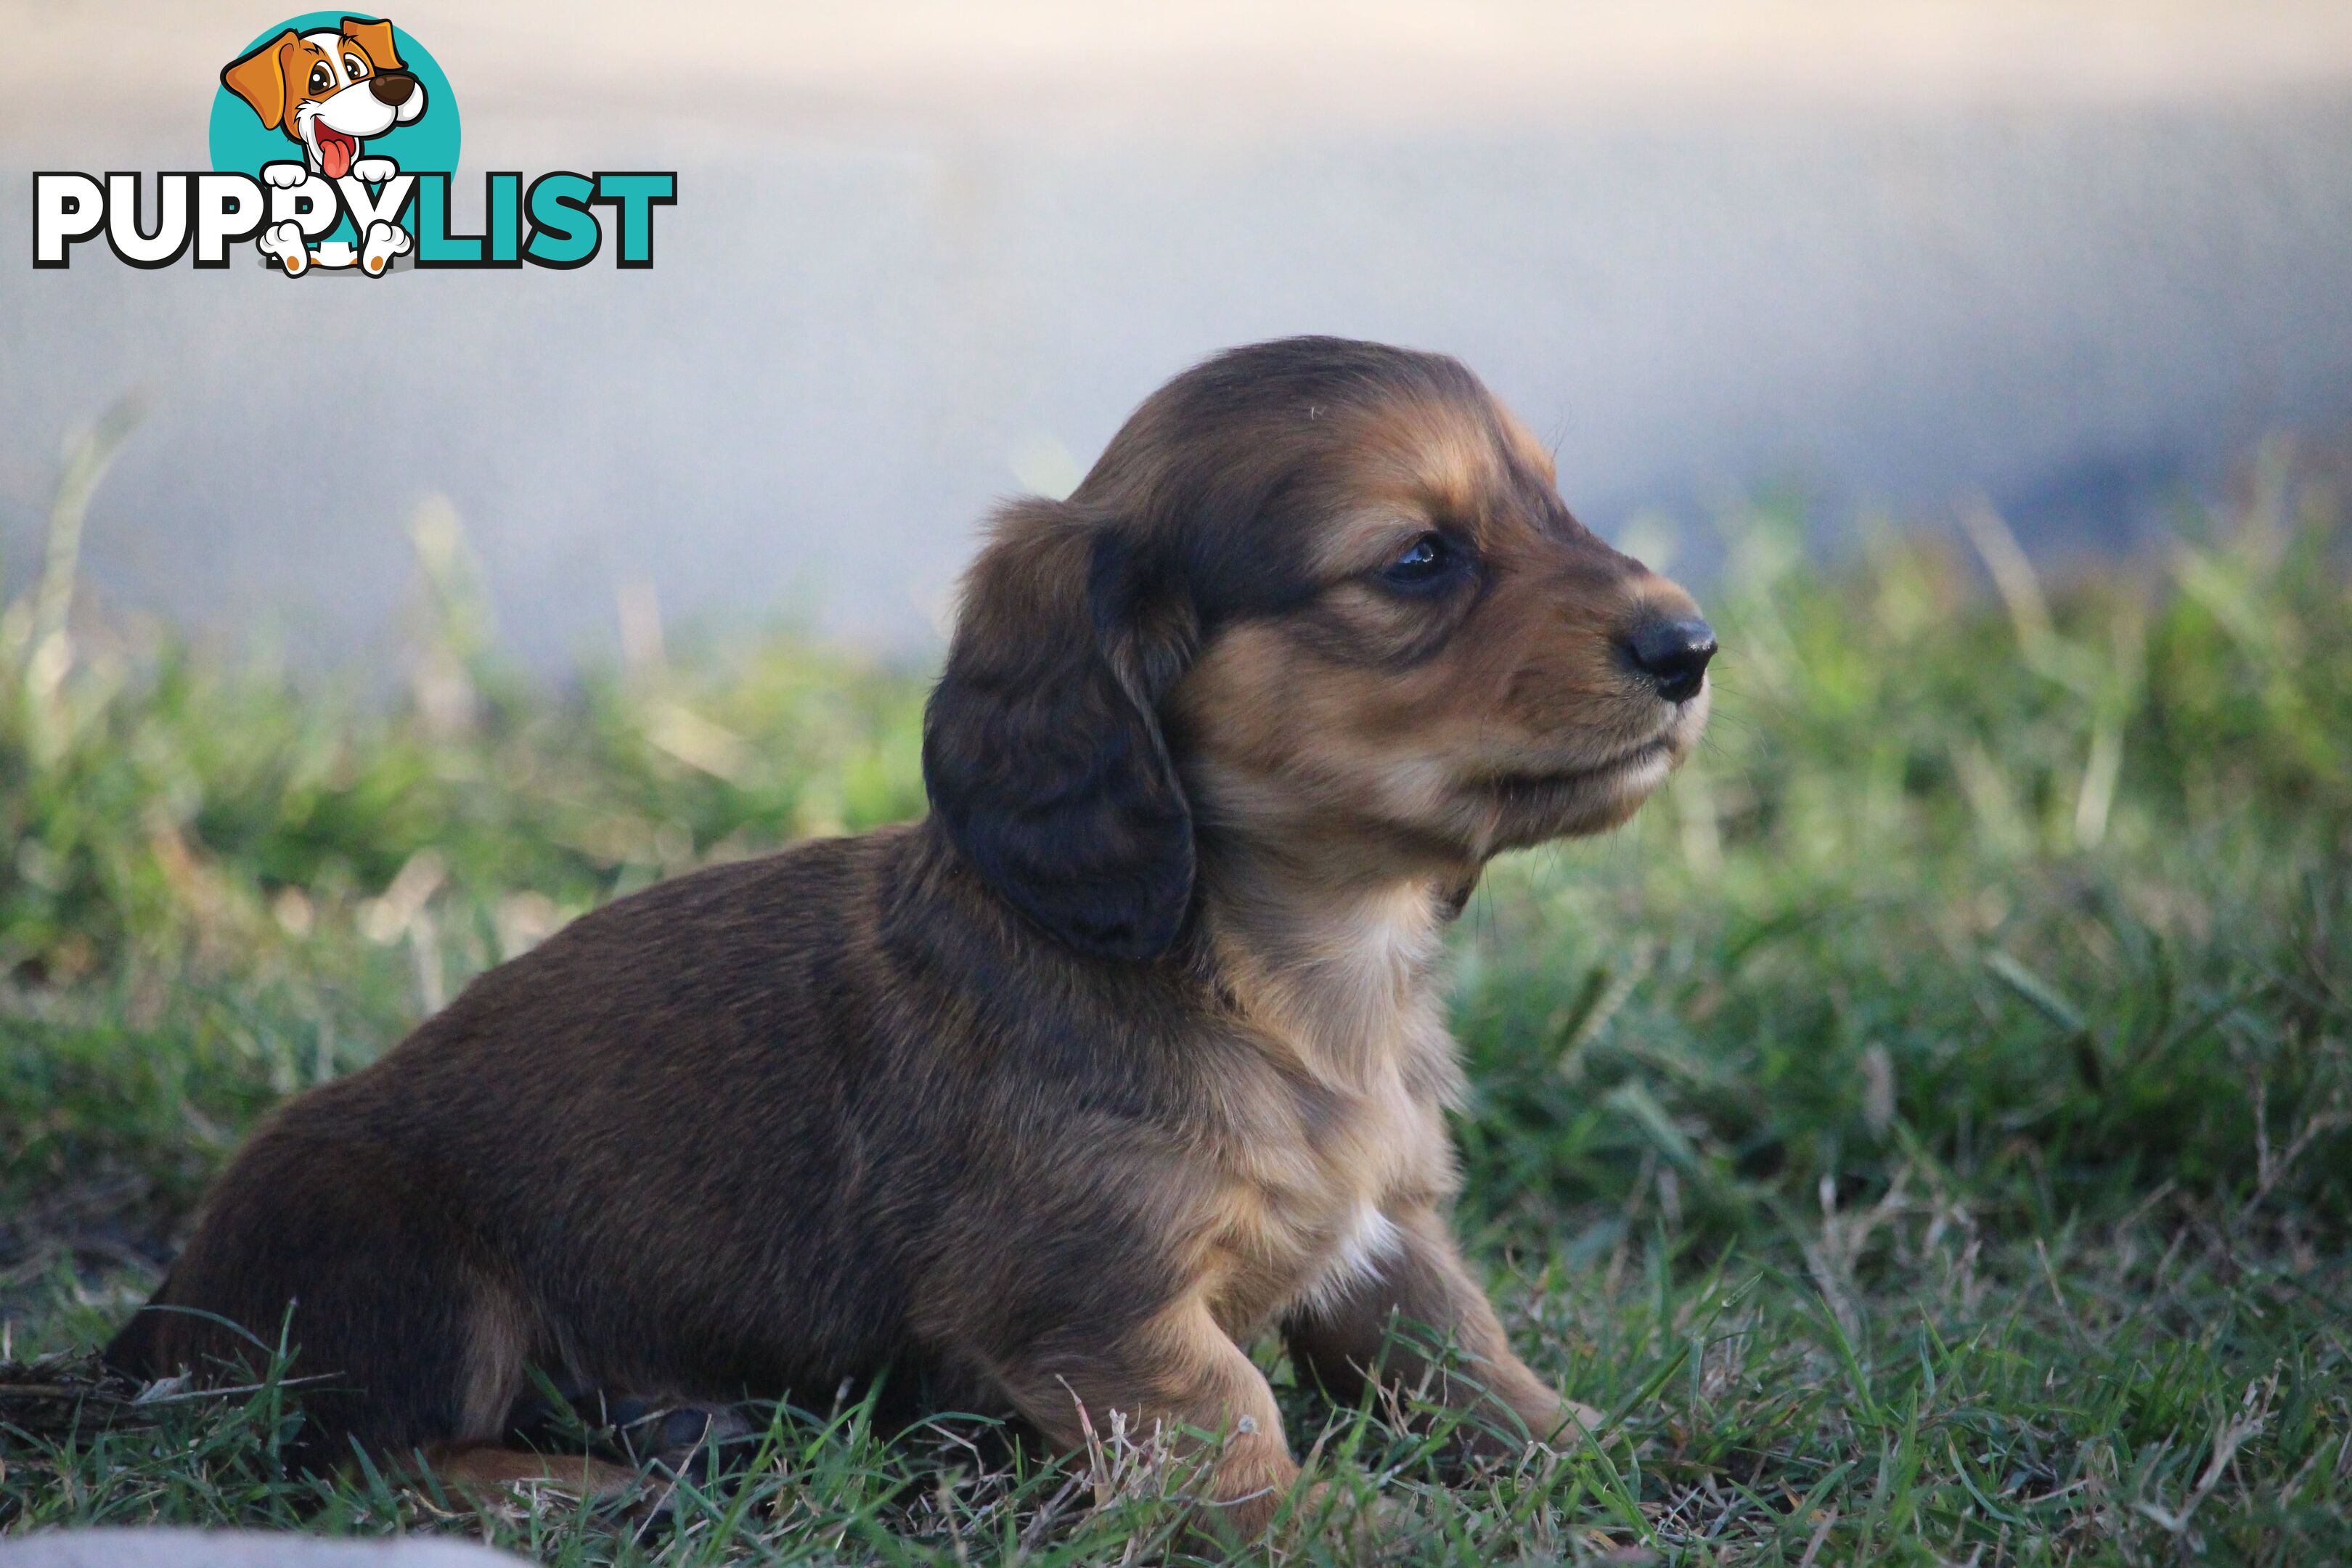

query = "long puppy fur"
[{"left": 108, "top": 337, "right": 1715, "bottom": 1539}]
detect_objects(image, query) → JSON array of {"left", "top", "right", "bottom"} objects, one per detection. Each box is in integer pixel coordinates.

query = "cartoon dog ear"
[
  {"left": 221, "top": 30, "right": 300, "bottom": 131},
  {"left": 340, "top": 16, "right": 404, "bottom": 71},
  {"left": 923, "top": 501, "right": 1199, "bottom": 960}
]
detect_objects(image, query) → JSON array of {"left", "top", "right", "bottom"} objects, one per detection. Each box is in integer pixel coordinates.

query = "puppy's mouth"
[
  {"left": 313, "top": 125, "right": 360, "bottom": 180},
  {"left": 1459, "top": 735, "right": 1683, "bottom": 849},
  {"left": 1472, "top": 737, "right": 1675, "bottom": 801}
]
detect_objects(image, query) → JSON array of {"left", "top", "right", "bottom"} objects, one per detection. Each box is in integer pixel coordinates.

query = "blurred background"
[{"left": 6, "top": 0, "right": 2351, "bottom": 663}]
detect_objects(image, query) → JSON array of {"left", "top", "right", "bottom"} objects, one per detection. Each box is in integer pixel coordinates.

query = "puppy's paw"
[
  {"left": 598, "top": 1401, "right": 757, "bottom": 1547},
  {"left": 360, "top": 221, "right": 412, "bottom": 276},
  {"left": 1282, "top": 1479, "right": 1416, "bottom": 1559},
  {"left": 257, "top": 220, "right": 309, "bottom": 275},
  {"left": 1553, "top": 1397, "right": 1606, "bottom": 1444},
  {"left": 350, "top": 156, "right": 399, "bottom": 184},
  {"left": 618, "top": 1400, "right": 757, "bottom": 1477},
  {"left": 261, "top": 161, "right": 309, "bottom": 189}
]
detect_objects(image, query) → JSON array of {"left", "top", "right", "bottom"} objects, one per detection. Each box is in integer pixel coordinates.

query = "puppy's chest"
[{"left": 1198, "top": 1008, "right": 1458, "bottom": 1334}]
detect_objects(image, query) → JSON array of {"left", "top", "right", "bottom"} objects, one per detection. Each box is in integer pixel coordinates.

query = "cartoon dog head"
[{"left": 221, "top": 17, "right": 426, "bottom": 181}]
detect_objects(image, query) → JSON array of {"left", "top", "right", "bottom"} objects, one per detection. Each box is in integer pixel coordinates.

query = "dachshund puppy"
[{"left": 108, "top": 337, "right": 1715, "bottom": 1539}]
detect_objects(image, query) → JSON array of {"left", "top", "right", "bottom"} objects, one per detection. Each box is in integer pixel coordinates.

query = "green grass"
[{"left": 3, "top": 417, "right": 2348, "bottom": 1564}]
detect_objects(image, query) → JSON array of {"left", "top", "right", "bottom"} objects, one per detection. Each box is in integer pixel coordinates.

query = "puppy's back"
[{"left": 111, "top": 825, "right": 933, "bottom": 1458}]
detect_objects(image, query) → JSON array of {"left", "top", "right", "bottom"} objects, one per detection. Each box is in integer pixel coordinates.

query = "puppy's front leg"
[
  {"left": 997, "top": 1295, "right": 1302, "bottom": 1542},
  {"left": 1286, "top": 1203, "right": 1593, "bottom": 1456}
]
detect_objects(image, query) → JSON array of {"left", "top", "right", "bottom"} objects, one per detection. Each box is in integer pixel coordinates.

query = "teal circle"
[{"left": 208, "top": 13, "right": 460, "bottom": 179}]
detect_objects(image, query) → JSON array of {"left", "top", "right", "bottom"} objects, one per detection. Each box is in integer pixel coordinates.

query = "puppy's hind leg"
[
  {"left": 108, "top": 1127, "right": 535, "bottom": 1474},
  {"left": 413, "top": 1303, "right": 663, "bottom": 1506}
]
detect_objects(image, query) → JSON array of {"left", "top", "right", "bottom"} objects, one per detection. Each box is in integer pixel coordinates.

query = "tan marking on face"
[
  {"left": 1301, "top": 397, "right": 1508, "bottom": 581},
  {"left": 1169, "top": 378, "right": 1709, "bottom": 871}
]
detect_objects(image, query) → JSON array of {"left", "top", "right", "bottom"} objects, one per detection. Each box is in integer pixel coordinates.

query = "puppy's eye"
[
  {"left": 344, "top": 53, "right": 368, "bottom": 81},
  {"left": 1379, "top": 533, "right": 1461, "bottom": 589},
  {"left": 309, "top": 62, "right": 333, "bottom": 93}
]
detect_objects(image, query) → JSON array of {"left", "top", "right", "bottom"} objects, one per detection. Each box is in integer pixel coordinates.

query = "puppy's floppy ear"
[
  {"left": 340, "top": 16, "right": 404, "bottom": 71},
  {"left": 221, "top": 30, "right": 300, "bottom": 131},
  {"left": 924, "top": 501, "right": 1197, "bottom": 960}
]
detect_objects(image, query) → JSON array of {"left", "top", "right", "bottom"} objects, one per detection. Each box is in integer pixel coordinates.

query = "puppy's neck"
[{"left": 1195, "top": 832, "right": 1462, "bottom": 1090}]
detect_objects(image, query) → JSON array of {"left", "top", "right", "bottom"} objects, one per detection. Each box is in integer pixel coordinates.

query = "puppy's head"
[
  {"left": 925, "top": 338, "right": 1713, "bottom": 960},
  {"left": 221, "top": 17, "right": 427, "bottom": 180}
]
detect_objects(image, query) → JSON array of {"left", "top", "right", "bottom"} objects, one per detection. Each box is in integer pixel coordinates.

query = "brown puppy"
[{"left": 107, "top": 338, "right": 1715, "bottom": 1538}]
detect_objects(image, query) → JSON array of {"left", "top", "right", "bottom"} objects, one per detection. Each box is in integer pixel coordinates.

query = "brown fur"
[{"left": 107, "top": 338, "right": 1711, "bottom": 1541}]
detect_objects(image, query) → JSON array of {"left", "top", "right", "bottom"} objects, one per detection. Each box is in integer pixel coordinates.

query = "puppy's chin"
[
  {"left": 1466, "top": 696, "right": 1708, "bottom": 853},
  {"left": 1469, "top": 748, "right": 1669, "bottom": 851}
]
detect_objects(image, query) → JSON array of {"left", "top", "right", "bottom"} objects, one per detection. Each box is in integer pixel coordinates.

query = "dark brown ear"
[
  {"left": 221, "top": 30, "right": 300, "bottom": 131},
  {"left": 923, "top": 501, "right": 1196, "bottom": 960}
]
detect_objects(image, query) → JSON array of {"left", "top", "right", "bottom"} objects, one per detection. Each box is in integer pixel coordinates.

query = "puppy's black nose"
[
  {"left": 1627, "top": 617, "right": 1717, "bottom": 703},
  {"left": 369, "top": 70, "right": 417, "bottom": 106}
]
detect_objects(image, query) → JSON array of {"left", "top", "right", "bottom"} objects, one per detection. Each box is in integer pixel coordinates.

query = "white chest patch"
[{"left": 1294, "top": 1200, "right": 1405, "bottom": 1317}]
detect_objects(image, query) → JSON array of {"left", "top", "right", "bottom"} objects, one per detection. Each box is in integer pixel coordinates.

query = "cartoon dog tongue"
[{"left": 318, "top": 128, "right": 356, "bottom": 180}]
